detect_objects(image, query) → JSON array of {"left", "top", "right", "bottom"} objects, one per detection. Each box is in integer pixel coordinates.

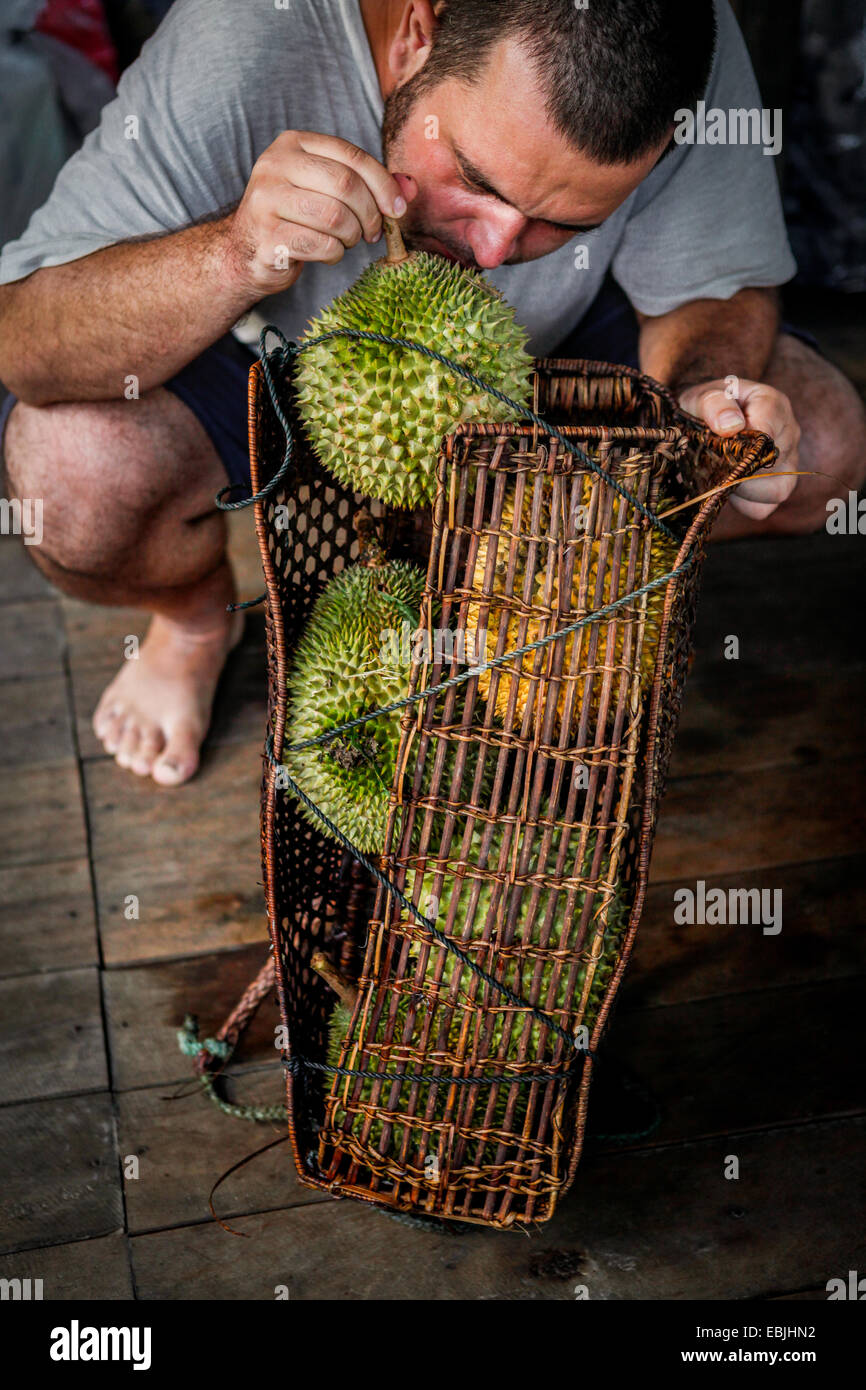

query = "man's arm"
[
  {"left": 636, "top": 287, "right": 778, "bottom": 395},
  {"left": 0, "top": 219, "right": 251, "bottom": 406},
  {"left": 635, "top": 288, "right": 801, "bottom": 520},
  {"left": 0, "top": 131, "right": 407, "bottom": 407}
]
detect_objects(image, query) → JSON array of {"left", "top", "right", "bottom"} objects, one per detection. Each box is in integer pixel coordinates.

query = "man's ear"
[{"left": 387, "top": 0, "right": 440, "bottom": 85}]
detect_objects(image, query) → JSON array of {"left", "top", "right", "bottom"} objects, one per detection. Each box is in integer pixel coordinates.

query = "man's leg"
[
  {"left": 711, "top": 332, "right": 866, "bottom": 540},
  {"left": 4, "top": 387, "right": 241, "bottom": 785}
]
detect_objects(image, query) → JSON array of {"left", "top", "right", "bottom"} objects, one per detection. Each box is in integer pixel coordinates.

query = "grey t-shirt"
[{"left": 0, "top": 0, "right": 796, "bottom": 358}]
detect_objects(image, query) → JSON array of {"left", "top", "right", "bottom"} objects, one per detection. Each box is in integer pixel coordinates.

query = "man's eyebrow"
[{"left": 453, "top": 143, "right": 603, "bottom": 232}]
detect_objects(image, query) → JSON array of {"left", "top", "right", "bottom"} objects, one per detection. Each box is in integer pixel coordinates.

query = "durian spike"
[
  {"left": 353, "top": 507, "right": 387, "bottom": 568},
  {"left": 311, "top": 950, "right": 359, "bottom": 1011},
  {"left": 382, "top": 215, "right": 410, "bottom": 266}
]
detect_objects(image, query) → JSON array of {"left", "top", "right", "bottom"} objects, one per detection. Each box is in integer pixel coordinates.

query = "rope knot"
[{"left": 177, "top": 1014, "right": 232, "bottom": 1061}]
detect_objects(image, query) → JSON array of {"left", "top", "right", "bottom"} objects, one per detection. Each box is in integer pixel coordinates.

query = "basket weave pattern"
[{"left": 249, "top": 357, "right": 774, "bottom": 1228}]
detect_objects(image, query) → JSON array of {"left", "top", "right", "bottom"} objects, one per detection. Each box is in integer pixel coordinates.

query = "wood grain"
[
  {"left": 117, "top": 1073, "right": 321, "bottom": 1234},
  {"left": 0, "top": 676, "right": 74, "bottom": 767},
  {"left": 0, "top": 967, "right": 108, "bottom": 1104},
  {"left": 597, "top": 976, "right": 866, "bottom": 1149},
  {"left": 0, "top": 763, "right": 87, "bottom": 870},
  {"left": 0, "top": 1233, "right": 133, "bottom": 1300},
  {"left": 129, "top": 1116, "right": 866, "bottom": 1300},
  {"left": 624, "top": 854, "right": 866, "bottom": 1007},
  {"left": 0, "top": 600, "right": 66, "bottom": 681},
  {"left": 651, "top": 756, "right": 865, "bottom": 884},
  {"left": 103, "top": 943, "right": 278, "bottom": 1090},
  {"left": 0, "top": 858, "right": 98, "bottom": 978},
  {"left": 85, "top": 741, "right": 266, "bottom": 966},
  {"left": 0, "top": 1093, "right": 122, "bottom": 1255}
]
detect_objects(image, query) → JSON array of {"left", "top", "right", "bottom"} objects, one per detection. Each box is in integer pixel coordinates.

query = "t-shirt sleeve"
[
  {"left": 0, "top": 0, "right": 263, "bottom": 285},
  {"left": 610, "top": 0, "right": 797, "bottom": 316}
]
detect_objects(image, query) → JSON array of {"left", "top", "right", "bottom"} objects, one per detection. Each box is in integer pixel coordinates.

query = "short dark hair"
[{"left": 415, "top": 0, "right": 718, "bottom": 165}]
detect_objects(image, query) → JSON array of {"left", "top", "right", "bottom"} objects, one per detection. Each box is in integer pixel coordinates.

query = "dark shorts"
[{"left": 0, "top": 277, "right": 819, "bottom": 496}]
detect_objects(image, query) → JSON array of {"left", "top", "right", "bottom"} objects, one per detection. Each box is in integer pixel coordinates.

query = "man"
[{"left": 1, "top": 0, "right": 863, "bottom": 786}]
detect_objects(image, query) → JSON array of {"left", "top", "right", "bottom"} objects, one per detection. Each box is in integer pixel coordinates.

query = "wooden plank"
[
  {"left": 72, "top": 613, "right": 267, "bottom": 762},
  {"left": 0, "top": 859, "right": 98, "bottom": 978},
  {"left": 672, "top": 666, "right": 866, "bottom": 779},
  {"left": 693, "top": 532, "right": 865, "bottom": 673},
  {"left": 85, "top": 740, "right": 265, "bottom": 966},
  {"left": 0, "top": 967, "right": 108, "bottom": 1104},
  {"left": 0, "top": 675, "right": 75, "bottom": 767},
  {"left": 0, "top": 1233, "right": 133, "bottom": 1300},
  {"left": 0, "top": 533, "right": 52, "bottom": 603},
  {"left": 116, "top": 1073, "right": 322, "bottom": 1235},
  {"left": 597, "top": 976, "right": 865, "bottom": 1149},
  {"left": 103, "top": 944, "right": 278, "bottom": 1090},
  {"left": 128, "top": 1115, "right": 866, "bottom": 1300},
  {"left": 650, "top": 755, "right": 865, "bottom": 884},
  {"left": 0, "top": 763, "right": 87, "bottom": 870},
  {"left": 226, "top": 508, "right": 266, "bottom": 602},
  {"left": 0, "top": 600, "right": 66, "bottom": 680},
  {"left": 0, "top": 1093, "right": 122, "bottom": 1255},
  {"left": 60, "top": 598, "right": 155, "bottom": 676},
  {"left": 624, "top": 855, "right": 866, "bottom": 1008}
]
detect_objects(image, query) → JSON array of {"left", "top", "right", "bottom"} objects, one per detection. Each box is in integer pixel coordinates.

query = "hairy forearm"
[
  {"left": 636, "top": 287, "right": 780, "bottom": 394},
  {"left": 0, "top": 217, "right": 260, "bottom": 406}
]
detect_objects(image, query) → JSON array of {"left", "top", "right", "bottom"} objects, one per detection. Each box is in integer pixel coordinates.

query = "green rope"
[{"left": 177, "top": 1016, "right": 286, "bottom": 1123}]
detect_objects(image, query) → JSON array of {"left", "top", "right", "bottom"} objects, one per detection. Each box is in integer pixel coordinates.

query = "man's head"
[{"left": 376, "top": 0, "right": 717, "bottom": 269}]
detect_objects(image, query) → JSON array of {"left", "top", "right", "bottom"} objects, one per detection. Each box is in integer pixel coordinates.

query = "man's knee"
[
  {"left": 4, "top": 390, "right": 209, "bottom": 578},
  {"left": 767, "top": 336, "right": 866, "bottom": 535},
  {"left": 5, "top": 398, "right": 131, "bottom": 577}
]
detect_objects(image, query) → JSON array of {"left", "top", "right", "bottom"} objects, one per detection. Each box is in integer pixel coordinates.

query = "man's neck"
[{"left": 359, "top": 0, "right": 400, "bottom": 99}]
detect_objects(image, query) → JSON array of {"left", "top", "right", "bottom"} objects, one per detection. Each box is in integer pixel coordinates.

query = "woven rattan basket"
[{"left": 248, "top": 352, "right": 775, "bottom": 1230}]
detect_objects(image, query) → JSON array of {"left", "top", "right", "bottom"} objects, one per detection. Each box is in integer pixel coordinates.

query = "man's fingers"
[
  {"left": 677, "top": 376, "right": 802, "bottom": 521},
  {"left": 277, "top": 148, "right": 382, "bottom": 243},
  {"left": 681, "top": 385, "right": 746, "bottom": 434},
  {"left": 270, "top": 225, "right": 346, "bottom": 265},
  {"left": 273, "top": 190, "right": 365, "bottom": 251},
  {"left": 296, "top": 131, "right": 407, "bottom": 233}
]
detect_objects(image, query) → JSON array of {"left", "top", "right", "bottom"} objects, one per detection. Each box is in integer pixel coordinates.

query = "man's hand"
[
  {"left": 226, "top": 130, "right": 409, "bottom": 297},
  {"left": 0, "top": 131, "right": 411, "bottom": 404},
  {"left": 677, "top": 377, "right": 801, "bottom": 520}
]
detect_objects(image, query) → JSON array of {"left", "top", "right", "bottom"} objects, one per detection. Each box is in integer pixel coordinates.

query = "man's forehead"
[{"left": 432, "top": 34, "right": 669, "bottom": 225}]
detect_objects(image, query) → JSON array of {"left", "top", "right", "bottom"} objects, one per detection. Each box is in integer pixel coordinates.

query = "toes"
[
  {"left": 96, "top": 707, "right": 126, "bottom": 754},
  {"left": 152, "top": 724, "right": 202, "bottom": 787},
  {"left": 92, "top": 690, "right": 119, "bottom": 735},
  {"left": 129, "top": 728, "right": 166, "bottom": 778},
  {"left": 115, "top": 722, "right": 142, "bottom": 771}
]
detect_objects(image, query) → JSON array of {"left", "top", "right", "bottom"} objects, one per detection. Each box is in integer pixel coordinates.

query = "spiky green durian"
[
  {"left": 283, "top": 556, "right": 426, "bottom": 853},
  {"left": 295, "top": 220, "right": 533, "bottom": 508}
]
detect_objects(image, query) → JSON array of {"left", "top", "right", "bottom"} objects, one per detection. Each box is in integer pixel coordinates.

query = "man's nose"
[{"left": 467, "top": 208, "right": 527, "bottom": 269}]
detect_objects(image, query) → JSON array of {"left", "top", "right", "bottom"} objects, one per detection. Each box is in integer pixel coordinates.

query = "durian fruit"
[
  {"left": 321, "top": 823, "right": 630, "bottom": 1156},
  {"left": 283, "top": 553, "right": 426, "bottom": 853},
  {"left": 295, "top": 219, "right": 533, "bottom": 508},
  {"left": 464, "top": 481, "right": 681, "bottom": 734}
]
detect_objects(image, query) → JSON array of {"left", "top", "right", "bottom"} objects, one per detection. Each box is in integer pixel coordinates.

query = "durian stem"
[
  {"left": 354, "top": 508, "right": 387, "bottom": 568},
  {"left": 311, "top": 950, "right": 359, "bottom": 1011},
  {"left": 383, "top": 216, "right": 409, "bottom": 265}
]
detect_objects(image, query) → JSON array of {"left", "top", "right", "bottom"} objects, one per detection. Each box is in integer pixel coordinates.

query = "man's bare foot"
[{"left": 92, "top": 609, "right": 245, "bottom": 785}]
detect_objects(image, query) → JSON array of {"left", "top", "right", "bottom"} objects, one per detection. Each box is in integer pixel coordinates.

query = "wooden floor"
[{"left": 1, "top": 315, "right": 864, "bottom": 1300}]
